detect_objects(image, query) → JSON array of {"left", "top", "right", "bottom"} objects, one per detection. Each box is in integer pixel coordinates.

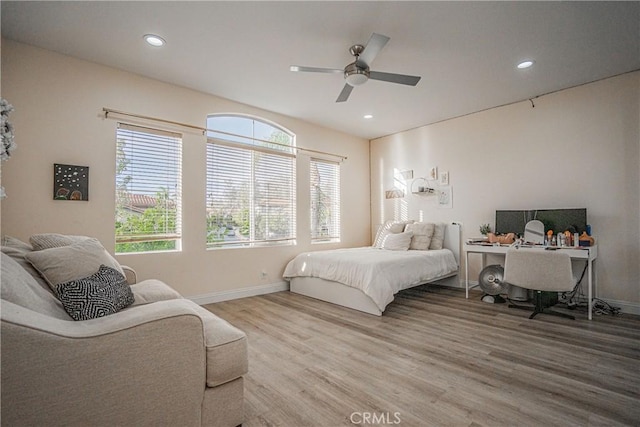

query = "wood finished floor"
[{"left": 204, "top": 286, "right": 640, "bottom": 427}]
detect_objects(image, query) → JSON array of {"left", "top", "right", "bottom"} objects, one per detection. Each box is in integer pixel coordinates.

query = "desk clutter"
[{"left": 473, "top": 208, "right": 595, "bottom": 248}]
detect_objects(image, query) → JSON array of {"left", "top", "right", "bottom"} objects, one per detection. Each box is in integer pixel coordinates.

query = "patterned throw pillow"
[{"left": 55, "top": 265, "right": 135, "bottom": 321}]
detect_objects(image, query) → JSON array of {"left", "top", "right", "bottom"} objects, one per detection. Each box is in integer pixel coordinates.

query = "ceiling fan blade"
[
  {"left": 369, "top": 71, "right": 421, "bottom": 86},
  {"left": 358, "top": 33, "right": 390, "bottom": 67},
  {"left": 290, "top": 65, "right": 343, "bottom": 74},
  {"left": 336, "top": 84, "right": 354, "bottom": 102}
]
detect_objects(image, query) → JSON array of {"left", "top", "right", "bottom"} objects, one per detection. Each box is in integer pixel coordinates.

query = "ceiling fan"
[{"left": 290, "top": 33, "right": 421, "bottom": 103}]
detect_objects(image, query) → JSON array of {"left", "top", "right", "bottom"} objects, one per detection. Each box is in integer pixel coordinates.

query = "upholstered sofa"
[{"left": 1, "top": 235, "right": 248, "bottom": 427}]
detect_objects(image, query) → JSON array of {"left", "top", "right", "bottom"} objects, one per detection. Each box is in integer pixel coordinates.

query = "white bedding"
[{"left": 283, "top": 247, "right": 458, "bottom": 312}]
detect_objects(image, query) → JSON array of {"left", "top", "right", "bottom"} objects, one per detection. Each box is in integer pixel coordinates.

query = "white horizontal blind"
[
  {"left": 310, "top": 158, "right": 340, "bottom": 243},
  {"left": 115, "top": 123, "right": 182, "bottom": 253},
  {"left": 206, "top": 140, "right": 296, "bottom": 248}
]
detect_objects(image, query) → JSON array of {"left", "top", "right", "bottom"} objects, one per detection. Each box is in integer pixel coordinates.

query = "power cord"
[{"left": 592, "top": 298, "right": 621, "bottom": 316}]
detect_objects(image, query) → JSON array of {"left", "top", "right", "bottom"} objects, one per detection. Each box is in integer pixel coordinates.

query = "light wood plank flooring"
[{"left": 205, "top": 285, "right": 640, "bottom": 427}]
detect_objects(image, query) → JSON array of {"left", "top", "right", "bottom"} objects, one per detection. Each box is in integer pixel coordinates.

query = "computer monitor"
[{"left": 495, "top": 208, "right": 587, "bottom": 235}]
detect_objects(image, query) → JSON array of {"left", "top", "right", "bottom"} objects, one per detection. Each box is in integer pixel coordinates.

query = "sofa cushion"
[
  {"left": 24, "top": 238, "right": 124, "bottom": 289},
  {"left": 130, "top": 279, "right": 183, "bottom": 306},
  {"left": 192, "top": 304, "right": 248, "bottom": 387},
  {"left": 1, "top": 252, "right": 70, "bottom": 320},
  {"left": 29, "top": 233, "right": 91, "bottom": 251},
  {"left": 55, "top": 264, "right": 135, "bottom": 321}
]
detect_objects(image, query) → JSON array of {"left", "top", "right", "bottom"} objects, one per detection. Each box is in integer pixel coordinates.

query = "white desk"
[{"left": 464, "top": 244, "right": 598, "bottom": 320}]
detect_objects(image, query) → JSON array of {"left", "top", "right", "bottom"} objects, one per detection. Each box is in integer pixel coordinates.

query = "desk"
[{"left": 464, "top": 244, "right": 598, "bottom": 320}]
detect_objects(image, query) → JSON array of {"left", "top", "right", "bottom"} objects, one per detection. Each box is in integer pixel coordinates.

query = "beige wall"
[
  {"left": 0, "top": 39, "right": 371, "bottom": 298},
  {"left": 371, "top": 72, "right": 640, "bottom": 308}
]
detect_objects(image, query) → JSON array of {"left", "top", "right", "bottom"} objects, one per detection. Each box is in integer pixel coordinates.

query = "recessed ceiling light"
[
  {"left": 517, "top": 60, "right": 534, "bottom": 69},
  {"left": 144, "top": 34, "right": 166, "bottom": 47},
  {"left": 363, "top": 114, "right": 373, "bottom": 119}
]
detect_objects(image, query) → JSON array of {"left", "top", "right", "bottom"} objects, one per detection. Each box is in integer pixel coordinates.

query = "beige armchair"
[{"left": 1, "top": 236, "right": 247, "bottom": 427}]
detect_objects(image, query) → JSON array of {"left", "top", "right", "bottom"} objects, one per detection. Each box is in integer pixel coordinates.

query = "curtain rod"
[{"left": 103, "top": 107, "right": 347, "bottom": 161}]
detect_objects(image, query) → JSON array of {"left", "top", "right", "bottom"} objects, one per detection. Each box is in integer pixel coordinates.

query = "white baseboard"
[
  {"left": 189, "top": 281, "right": 289, "bottom": 306},
  {"left": 188, "top": 279, "right": 639, "bottom": 316},
  {"left": 599, "top": 298, "right": 640, "bottom": 316}
]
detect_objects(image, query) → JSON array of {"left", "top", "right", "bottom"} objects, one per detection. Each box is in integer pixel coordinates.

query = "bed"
[{"left": 284, "top": 223, "right": 461, "bottom": 316}]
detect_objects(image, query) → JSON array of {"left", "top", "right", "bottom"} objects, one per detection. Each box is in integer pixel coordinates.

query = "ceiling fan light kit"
[
  {"left": 344, "top": 62, "right": 369, "bottom": 86},
  {"left": 290, "top": 32, "right": 421, "bottom": 102}
]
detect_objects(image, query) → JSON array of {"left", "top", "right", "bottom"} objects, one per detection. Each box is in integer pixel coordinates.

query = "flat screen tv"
[{"left": 495, "top": 208, "right": 587, "bottom": 236}]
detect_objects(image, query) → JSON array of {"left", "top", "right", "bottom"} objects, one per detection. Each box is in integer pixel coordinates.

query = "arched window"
[{"left": 205, "top": 114, "right": 296, "bottom": 248}]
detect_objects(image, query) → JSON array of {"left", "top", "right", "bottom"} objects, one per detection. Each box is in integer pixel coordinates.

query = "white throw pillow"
[
  {"left": 406, "top": 222, "right": 436, "bottom": 250},
  {"left": 381, "top": 231, "right": 413, "bottom": 251},
  {"left": 373, "top": 220, "right": 414, "bottom": 248}
]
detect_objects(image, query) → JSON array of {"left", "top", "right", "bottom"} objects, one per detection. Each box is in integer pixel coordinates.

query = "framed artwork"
[
  {"left": 439, "top": 170, "right": 449, "bottom": 185},
  {"left": 438, "top": 186, "right": 453, "bottom": 209},
  {"left": 53, "top": 164, "right": 89, "bottom": 201},
  {"left": 429, "top": 166, "right": 438, "bottom": 180}
]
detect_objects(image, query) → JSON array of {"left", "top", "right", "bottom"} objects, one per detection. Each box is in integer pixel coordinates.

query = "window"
[
  {"left": 310, "top": 158, "right": 340, "bottom": 242},
  {"left": 206, "top": 115, "right": 296, "bottom": 248},
  {"left": 115, "top": 123, "right": 182, "bottom": 253}
]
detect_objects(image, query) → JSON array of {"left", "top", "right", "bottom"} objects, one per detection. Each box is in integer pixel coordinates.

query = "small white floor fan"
[{"left": 478, "top": 265, "right": 508, "bottom": 303}]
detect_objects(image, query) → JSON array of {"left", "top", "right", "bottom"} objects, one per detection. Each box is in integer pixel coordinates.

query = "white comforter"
[{"left": 283, "top": 247, "right": 458, "bottom": 312}]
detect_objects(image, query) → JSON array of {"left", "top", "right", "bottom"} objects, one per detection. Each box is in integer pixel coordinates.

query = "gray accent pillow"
[
  {"left": 25, "top": 238, "right": 124, "bottom": 290},
  {"left": 55, "top": 264, "right": 135, "bottom": 321},
  {"left": 29, "top": 233, "right": 91, "bottom": 251}
]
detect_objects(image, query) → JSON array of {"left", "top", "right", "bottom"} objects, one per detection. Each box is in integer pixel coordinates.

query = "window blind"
[
  {"left": 206, "top": 141, "right": 296, "bottom": 248},
  {"left": 310, "top": 158, "right": 340, "bottom": 242},
  {"left": 115, "top": 123, "right": 182, "bottom": 253}
]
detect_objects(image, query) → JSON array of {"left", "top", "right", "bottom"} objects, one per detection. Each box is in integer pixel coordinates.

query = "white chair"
[{"left": 504, "top": 248, "right": 575, "bottom": 320}]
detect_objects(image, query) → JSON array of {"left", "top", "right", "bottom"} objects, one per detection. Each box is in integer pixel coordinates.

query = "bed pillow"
[
  {"left": 405, "top": 222, "right": 436, "bottom": 250},
  {"left": 429, "top": 223, "right": 447, "bottom": 250},
  {"left": 55, "top": 264, "right": 134, "bottom": 321},
  {"left": 30, "top": 233, "right": 92, "bottom": 251},
  {"left": 373, "top": 220, "right": 414, "bottom": 248},
  {"left": 24, "top": 238, "right": 124, "bottom": 290},
  {"left": 381, "top": 231, "right": 413, "bottom": 251}
]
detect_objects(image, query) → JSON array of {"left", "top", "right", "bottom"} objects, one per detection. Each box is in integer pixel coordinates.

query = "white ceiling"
[{"left": 2, "top": 1, "right": 639, "bottom": 140}]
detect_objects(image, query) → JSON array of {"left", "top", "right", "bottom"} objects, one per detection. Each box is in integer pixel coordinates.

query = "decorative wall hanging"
[
  {"left": 429, "top": 166, "right": 438, "bottom": 180},
  {"left": 385, "top": 189, "right": 405, "bottom": 199},
  {"left": 439, "top": 171, "right": 449, "bottom": 186},
  {"left": 438, "top": 186, "right": 453, "bottom": 209},
  {"left": 1, "top": 98, "right": 16, "bottom": 199},
  {"left": 54, "top": 164, "right": 89, "bottom": 201}
]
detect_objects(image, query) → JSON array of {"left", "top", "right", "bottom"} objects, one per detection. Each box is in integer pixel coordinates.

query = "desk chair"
[{"left": 504, "top": 249, "right": 575, "bottom": 320}]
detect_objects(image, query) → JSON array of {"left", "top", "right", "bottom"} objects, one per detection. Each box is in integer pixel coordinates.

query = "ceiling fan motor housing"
[{"left": 344, "top": 62, "right": 369, "bottom": 86}]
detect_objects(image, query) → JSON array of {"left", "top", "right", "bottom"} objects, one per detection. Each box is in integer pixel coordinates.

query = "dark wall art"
[{"left": 54, "top": 163, "right": 89, "bottom": 201}]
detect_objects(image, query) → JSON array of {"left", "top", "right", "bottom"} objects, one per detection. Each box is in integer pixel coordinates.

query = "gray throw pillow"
[
  {"left": 29, "top": 233, "right": 91, "bottom": 251},
  {"left": 25, "top": 238, "right": 124, "bottom": 290},
  {"left": 55, "top": 264, "right": 135, "bottom": 321}
]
